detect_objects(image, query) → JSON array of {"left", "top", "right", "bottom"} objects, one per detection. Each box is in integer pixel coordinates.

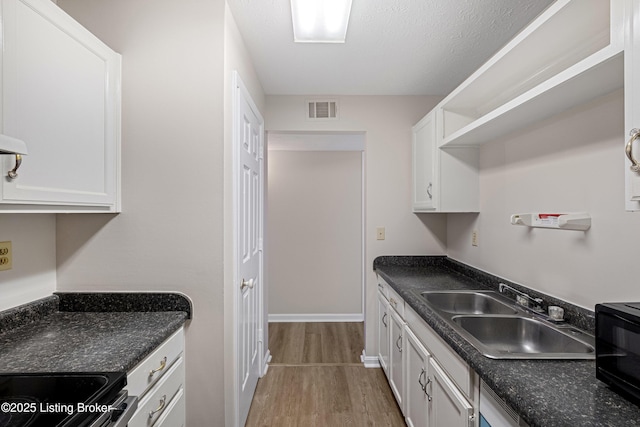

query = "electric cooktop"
[{"left": 0, "top": 372, "right": 126, "bottom": 427}]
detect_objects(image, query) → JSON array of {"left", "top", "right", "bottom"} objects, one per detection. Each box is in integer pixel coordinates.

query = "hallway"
[{"left": 245, "top": 322, "right": 406, "bottom": 427}]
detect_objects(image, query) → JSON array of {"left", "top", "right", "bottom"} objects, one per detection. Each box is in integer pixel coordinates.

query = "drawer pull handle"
[
  {"left": 396, "top": 334, "right": 402, "bottom": 352},
  {"left": 382, "top": 312, "right": 388, "bottom": 328},
  {"left": 149, "top": 394, "right": 167, "bottom": 419},
  {"left": 149, "top": 356, "right": 167, "bottom": 377},
  {"left": 7, "top": 154, "right": 22, "bottom": 180},
  {"left": 389, "top": 297, "right": 397, "bottom": 308}
]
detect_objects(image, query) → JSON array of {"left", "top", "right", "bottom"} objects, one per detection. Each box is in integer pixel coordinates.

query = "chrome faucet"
[{"left": 498, "top": 283, "right": 545, "bottom": 312}]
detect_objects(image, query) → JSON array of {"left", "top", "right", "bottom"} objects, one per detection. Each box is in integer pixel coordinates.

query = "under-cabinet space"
[{"left": 440, "top": 0, "right": 623, "bottom": 147}]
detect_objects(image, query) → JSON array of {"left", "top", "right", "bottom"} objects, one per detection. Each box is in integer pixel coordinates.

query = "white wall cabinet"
[
  {"left": 0, "top": 0, "right": 121, "bottom": 213},
  {"left": 128, "top": 328, "right": 185, "bottom": 427},
  {"left": 412, "top": 110, "right": 479, "bottom": 213},
  {"left": 413, "top": 0, "right": 636, "bottom": 212},
  {"left": 412, "top": 112, "right": 436, "bottom": 211},
  {"left": 625, "top": 0, "right": 640, "bottom": 211}
]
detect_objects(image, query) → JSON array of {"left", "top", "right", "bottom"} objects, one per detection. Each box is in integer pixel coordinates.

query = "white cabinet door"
[
  {"left": 412, "top": 112, "right": 436, "bottom": 211},
  {"left": 377, "top": 291, "right": 390, "bottom": 375},
  {"left": 625, "top": 0, "right": 640, "bottom": 211},
  {"left": 412, "top": 109, "right": 479, "bottom": 213},
  {"left": 389, "top": 308, "right": 405, "bottom": 414},
  {"left": 0, "top": 0, "right": 120, "bottom": 212},
  {"left": 429, "top": 358, "right": 474, "bottom": 427},
  {"left": 405, "top": 328, "right": 431, "bottom": 427}
]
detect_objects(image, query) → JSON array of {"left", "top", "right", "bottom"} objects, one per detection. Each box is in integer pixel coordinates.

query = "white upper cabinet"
[
  {"left": 625, "top": 0, "right": 640, "bottom": 211},
  {"left": 412, "top": 112, "right": 436, "bottom": 211},
  {"left": 0, "top": 0, "right": 121, "bottom": 212},
  {"left": 412, "top": 110, "right": 479, "bottom": 213}
]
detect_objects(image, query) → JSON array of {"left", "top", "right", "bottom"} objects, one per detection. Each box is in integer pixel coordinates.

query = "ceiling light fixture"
[{"left": 290, "top": 0, "right": 353, "bottom": 43}]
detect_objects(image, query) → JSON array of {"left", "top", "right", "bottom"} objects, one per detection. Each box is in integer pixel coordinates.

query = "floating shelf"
[{"left": 510, "top": 213, "right": 591, "bottom": 231}]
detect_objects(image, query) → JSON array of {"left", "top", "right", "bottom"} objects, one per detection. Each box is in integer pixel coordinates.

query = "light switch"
[{"left": 376, "top": 227, "right": 385, "bottom": 240}]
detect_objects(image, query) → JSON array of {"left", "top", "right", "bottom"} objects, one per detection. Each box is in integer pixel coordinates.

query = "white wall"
[
  {"left": 55, "top": 0, "right": 227, "bottom": 425},
  {"left": 0, "top": 214, "right": 55, "bottom": 310},
  {"left": 267, "top": 149, "right": 362, "bottom": 319},
  {"left": 265, "top": 95, "right": 445, "bottom": 357},
  {"left": 447, "top": 89, "right": 640, "bottom": 310}
]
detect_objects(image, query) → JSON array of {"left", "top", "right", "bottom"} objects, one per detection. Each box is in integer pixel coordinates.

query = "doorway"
[{"left": 266, "top": 132, "right": 365, "bottom": 322}]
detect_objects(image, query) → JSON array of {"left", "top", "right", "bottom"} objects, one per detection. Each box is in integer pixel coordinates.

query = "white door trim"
[{"left": 266, "top": 130, "right": 366, "bottom": 325}]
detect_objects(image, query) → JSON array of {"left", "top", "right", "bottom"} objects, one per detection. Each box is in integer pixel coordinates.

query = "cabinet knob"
[
  {"left": 626, "top": 128, "right": 640, "bottom": 172},
  {"left": 240, "top": 278, "right": 254, "bottom": 291}
]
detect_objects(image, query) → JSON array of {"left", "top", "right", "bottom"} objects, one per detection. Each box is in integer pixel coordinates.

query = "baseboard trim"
[
  {"left": 361, "top": 350, "right": 380, "bottom": 368},
  {"left": 268, "top": 313, "right": 364, "bottom": 323}
]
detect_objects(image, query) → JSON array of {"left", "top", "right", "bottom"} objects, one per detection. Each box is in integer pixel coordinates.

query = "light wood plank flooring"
[{"left": 245, "top": 322, "right": 406, "bottom": 427}]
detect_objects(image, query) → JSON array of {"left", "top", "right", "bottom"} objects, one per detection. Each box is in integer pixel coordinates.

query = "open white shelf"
[{"left": 439, "top": 0, "right": 623, "bottom": 148}]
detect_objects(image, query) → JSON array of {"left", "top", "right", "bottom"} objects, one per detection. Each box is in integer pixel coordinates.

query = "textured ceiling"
[{"left": 226, "top": 0, "right": 554, "bottom": 95}]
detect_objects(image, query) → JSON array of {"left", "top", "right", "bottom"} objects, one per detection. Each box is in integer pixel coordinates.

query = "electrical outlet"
[
  {"left": 471, "top": 230, "right": 479, "bottom": 247},
  {"left": 376, "top": 227, "right": 385, "bottom": 240},
  {"left": 0, "top": 241, "right": 12, "bottom": 271}
]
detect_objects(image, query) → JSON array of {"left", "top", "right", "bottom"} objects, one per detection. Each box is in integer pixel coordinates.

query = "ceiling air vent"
[{"left": 307, "top": 100, "right": 338, "bottom": 120}]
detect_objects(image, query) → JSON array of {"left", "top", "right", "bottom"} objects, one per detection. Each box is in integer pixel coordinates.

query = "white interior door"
[{"left": 235, "top": 72, "right": 264, "bottom": 427}]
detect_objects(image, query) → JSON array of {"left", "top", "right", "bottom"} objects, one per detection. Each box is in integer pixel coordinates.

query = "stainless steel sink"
[
  {"left": 421, "top": 291, "right": 518, "bottom": 315},
  {"left": 452, "top": 315, "right": 595, "bottom": 359},
  {"left": 416, "top": 290, "right": 595, "bottom": 359}
]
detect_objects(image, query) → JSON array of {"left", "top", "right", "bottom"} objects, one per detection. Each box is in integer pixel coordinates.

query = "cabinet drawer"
[
  {"left": 406, "top": 305, "right": 477, "bottom": 401},
  {"left": 129, "top": 356, "right": 185, "bottom": 427},
  {"left": 154, "top": 387, "right": 185, "bottom": 427},
  {"left": 128, "top": 328, "right": 184, "bottom": 399},
  {"left": 388, "top": 285, "right": 405, "bottom": 319}
]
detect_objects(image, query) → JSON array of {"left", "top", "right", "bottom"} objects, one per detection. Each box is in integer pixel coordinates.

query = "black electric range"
[{"left": 0, "top": 372, "right": 135, "bottom": 427}]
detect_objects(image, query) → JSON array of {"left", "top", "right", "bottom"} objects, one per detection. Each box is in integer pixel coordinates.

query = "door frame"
[
  {"left": 266, "top": 131, "right": 366, "bottom": 322},
  {"left": 229, "top": 71, "right": 266, "bottom": 427}
]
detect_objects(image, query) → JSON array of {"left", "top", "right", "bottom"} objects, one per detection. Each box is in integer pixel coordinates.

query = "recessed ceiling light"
[{"left": 290, "top": 0, "right": 353, "bottom": 43}]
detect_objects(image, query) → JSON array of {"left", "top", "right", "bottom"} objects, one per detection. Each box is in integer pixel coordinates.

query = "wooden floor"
[{"left": 245, "top": 322, "right": 406, "bottom": 427}]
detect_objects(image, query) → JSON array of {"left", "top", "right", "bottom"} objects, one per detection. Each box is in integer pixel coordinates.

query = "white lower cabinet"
[
  {"left": 377, "top": 291, "right": 390, "bottom": 375},
  {"left": 389, "top": 308, "right": 406, "bottom": 412},
  {"left": 429, "top": 358, "right": 475, "bottom": 427},
  {"left": 128, "top": 328, "right": 185, "bottom": 427},
  {"left": 375, "top": 276, "right": 479, "bottom": 427},
  {"left": 405, "top": 328, "right": 430, "bottom": 427}
]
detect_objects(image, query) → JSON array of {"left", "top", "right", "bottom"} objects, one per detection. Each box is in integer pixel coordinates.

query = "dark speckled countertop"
[
  {"left": 0, "top": 293, "right": 190, "bottom": 374},
  {"left": 374, "top": 256, "right": 640, "bottom": 427}
]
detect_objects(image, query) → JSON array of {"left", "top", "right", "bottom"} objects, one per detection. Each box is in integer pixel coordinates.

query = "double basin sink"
[{"left": 418, "top": 290, "right": 595, "bottom": 359}]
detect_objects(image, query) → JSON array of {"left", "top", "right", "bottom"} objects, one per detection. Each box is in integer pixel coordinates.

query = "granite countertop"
[
  {"left": 374, "top": 256, "right": 640, "bottom": 427},
  {"left": 0, "top": 293, "right": 191, "bottom": 374}
]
